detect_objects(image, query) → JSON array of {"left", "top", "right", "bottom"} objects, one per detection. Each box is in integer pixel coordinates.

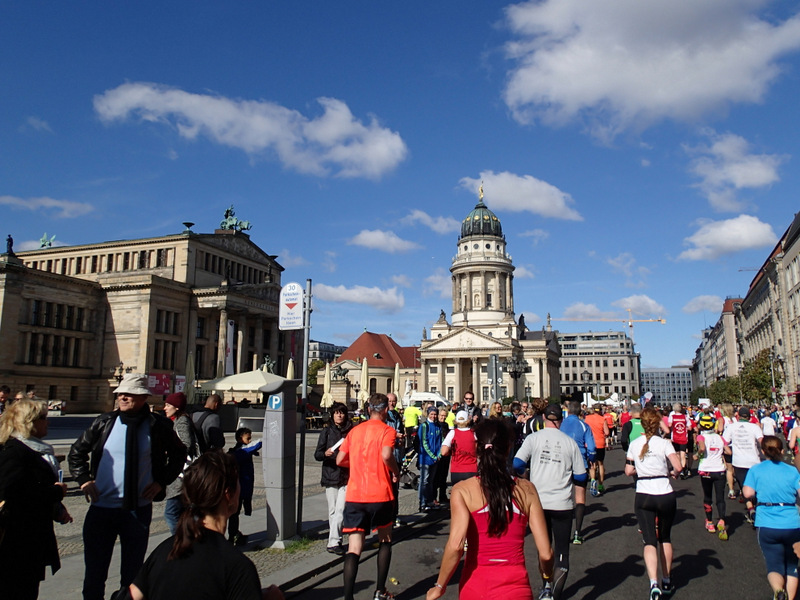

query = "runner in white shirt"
[
  {"left": 722, "top": 406, "right": 763, "bottom": 525},
  {"left": 625, "top": 406, "right": 682, "bottom": 600},
  {"left": 761, "top": 414, "right": 777, "bottom": 437}
]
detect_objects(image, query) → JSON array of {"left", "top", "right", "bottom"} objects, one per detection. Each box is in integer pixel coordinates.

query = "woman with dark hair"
[
  {"left": 129, "top": 451, "right": 283, "bottom": 600},
  {"left": 743, "top": 436, "right": 800, "bottom": 600},
  {"left": 625, "top": 406, "right": 682, "bottom": 600},
  {"left": 314, "top": 401, "right": 353, "bottom": 555},
  {"left": 426, "top": 419, "right": 553, "bottom": 600},
  {"left": 0, "top": 399, "right": 72, "bottom": 600}
]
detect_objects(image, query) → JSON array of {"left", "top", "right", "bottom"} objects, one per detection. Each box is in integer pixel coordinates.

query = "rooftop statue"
[
  {"left": 39, "top": 232, "right": 55, "bottom": 248},
  {"left": 220, "top": 205, "right": 253, "bottom": 232},
  {"left": 5, "top": 234, "right": 13, "bottom": 255}
]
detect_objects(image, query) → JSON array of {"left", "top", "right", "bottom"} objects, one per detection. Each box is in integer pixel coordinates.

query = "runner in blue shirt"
[{"left": 559, "top": 400, "right": 596, "bottom": 545}]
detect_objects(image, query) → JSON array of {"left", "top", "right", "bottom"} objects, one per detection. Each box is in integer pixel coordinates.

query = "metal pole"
[{"left": 296, "top": 279, "right": 312, "bottom": 535}]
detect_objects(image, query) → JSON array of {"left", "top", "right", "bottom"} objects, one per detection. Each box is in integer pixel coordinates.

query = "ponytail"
[
  {"left": 475, "top": 420, "right": 515, "bottom": 537},
  {"left": 638, "top": 407, "right": 662, "bottom": 461}
]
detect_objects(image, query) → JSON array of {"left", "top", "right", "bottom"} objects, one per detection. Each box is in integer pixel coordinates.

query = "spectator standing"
[
  {"left": 418, "top": 406, "right": 443, "bottom": 512},
  {"left": 163, "top": 392, "right": 197, "bottom": 535},
  {"left": 228, "top": 427, "right": 262, "bottom": 546},
  {"left": 432, "top": 407, "right": 451, "bottom": 506},
  {"left": 386, "top": 393, "right": 406, "bottom": 525},
  {"left": 336, "top": 393, "right": 399, "bottom": 600},
  {"left": 129, "top": 451, "right": 283, "bottom": 600},
  {"left": 0, "top": 399, "right": 73, "bottom": 600},
  {"left": 314, "top": 402, "right": 352, "bottom": 555},
  {"left": 68, "top": 373, "right": 186, "bottom": 600},
  {"left": 192, "top": 394, "right": 225, "bottom": 451},
  {"left": 462, "top": 391, "right": 482, "bottom": 424}
]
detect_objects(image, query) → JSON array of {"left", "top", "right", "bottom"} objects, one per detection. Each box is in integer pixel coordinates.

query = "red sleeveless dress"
[{"left": 459, "top": 499, "right": 533, "bottom": 599}]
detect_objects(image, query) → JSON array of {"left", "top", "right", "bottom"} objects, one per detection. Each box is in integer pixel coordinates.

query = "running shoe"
[
  {"left": 704, "top": 520, "right": 715, "bottom": 533},
  {"left": 373, "top": 589, "right": 396, "bottom": 600},
  {"left": 747, "top": 509, "right": 756, "bottom": 528},
  {"left": 597, "top": 483, "right": 605, "bottom": 494},
  {"left": 572, "top": 531, "right": 583, "bottom": 545},
  {"left": 774, "top": 589, "right": 787, "bottom": 600},
  {"left": 649, "top": 584, "right": 662, "bottom": 600},
  {"left": 660, "top": 581, "right": 674, "bottom": 596},
  {"left": 727, "top": 490, "right": 737, "bottom": 500},
  {"left": 538, "top": 584, "right": 554, "bottom": 600},
  {"left": 589, "top": 479, "right": 599, "bottom": 497}
]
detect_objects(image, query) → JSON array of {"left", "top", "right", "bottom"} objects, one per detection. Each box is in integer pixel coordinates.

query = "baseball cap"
[
  {"left": 738, "top": 406, "right": 751, "bottom": 418},
  {"left": 544, "top": 404, "right": 563, "bottom": 421},
  {"left": 455, "top": 410, "right": 469, "bottom": 422}
]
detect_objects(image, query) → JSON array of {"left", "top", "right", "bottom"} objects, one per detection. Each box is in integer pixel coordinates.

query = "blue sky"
[{"left": 3, "top": 1, "right": 800, "bottom": 368}]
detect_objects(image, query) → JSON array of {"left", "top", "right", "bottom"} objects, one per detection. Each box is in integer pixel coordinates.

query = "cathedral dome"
[{"left": 460, "top": 199, "right": 502, "bottom": 240}]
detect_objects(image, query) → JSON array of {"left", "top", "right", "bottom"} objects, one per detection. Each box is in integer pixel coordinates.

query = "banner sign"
[{"left": 148, "top": 373, "right": 171, "bottom": 395}]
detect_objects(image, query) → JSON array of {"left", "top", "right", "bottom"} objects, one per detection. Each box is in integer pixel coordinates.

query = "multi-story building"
[
  {"left": 308, "top": 340, "right": 347, "bottom": 365},
  {"left": 697, "top": 297, "right": 743, "bottom": 385},
  {"left": 0, "top": 220, "right": 296, "bottom": 411},
  {"left": 557, "top": 330, "right": 640, "bottom": 402},
  {"left": 419, "top": 190, "right": 561, "bottom": 405},
  {"left": 641, "top": 367, "right": 693, "bottom": 405}
]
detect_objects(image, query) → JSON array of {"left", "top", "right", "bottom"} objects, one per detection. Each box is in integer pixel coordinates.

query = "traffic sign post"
[{"left": 279, "top": 282, "right": 304, "bottom": 330}]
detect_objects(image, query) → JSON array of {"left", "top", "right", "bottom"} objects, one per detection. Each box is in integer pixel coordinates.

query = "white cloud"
[
  {"left": 278, "top": 248, "right": 310, "bottom": 268},
  {"left": 520, "top": 228, "right": 549, "bottom": 245},
  {"left": 94, "top": 82, "right": 408, "bottom": 179},
  {"left": 641, "top": 159, "right": 651, "bottom": 168},
  {"left": 348, "top": 229, "right": 421, "bottom": 253},
  {"left": 683, "top": 295, "right": 724, "bottom": 313},
  {"left": 424, "top": 268, "right": 452, "bottom": 298},
  {"left": 562, "top": 303, "right": 619, "bottom": 320},
  {"left": 401, "top": 209, "right": 460, "bottom": 234},
  {"left": 315, "top": 283, "right": 404, "bottom": 312},
  {"left": 612, "top": 294, "right": 667, "bottom": 317},
  {"left": 391, "top": 274, "right": 412, "bottom": 287},
  {"left": 0, "top": 195, "right": 93, "bottom": 218},
  {"left": 322, "top": 250, "right": 337, "bottom": 273},
  {"left": 606, "top": 252, "right": 650, "bottom": 287},
  {"left": 21, "top": 116, "right": 53, "bottom": 133},
  {"left": 514, "top": 265, "right": 535, "bottom": 279},
  {"left": 459, "top": 171, "right": 582, "bottom": 221},
  {"left": 678, "top": 214, "right": 778, "bottom": 261},
  {"left": 686, "top": 130, "right": 787, "bottom": 212},
  {"left": 503, "top": 0, "right": 800, "bottom": 139}
]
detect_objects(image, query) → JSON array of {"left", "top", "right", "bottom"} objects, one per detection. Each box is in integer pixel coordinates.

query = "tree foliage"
[
  {"left": 308, "top": 359, "right": 326, "bottom": 387},
  {"left": 703, "top": 349, "right": 785, "bottom": 406}
]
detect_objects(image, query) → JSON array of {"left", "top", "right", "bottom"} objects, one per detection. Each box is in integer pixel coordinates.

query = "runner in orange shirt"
[
  {"left": 584, "top": 405, "right": 610, "bottom": 496},
  {"left": 337, "top": 393, "right": 400, "bottom": 600}
]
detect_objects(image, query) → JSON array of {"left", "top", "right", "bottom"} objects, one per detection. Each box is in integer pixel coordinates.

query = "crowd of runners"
[{"left": 332, "top": 394, "right": 800, "bottom": 600}]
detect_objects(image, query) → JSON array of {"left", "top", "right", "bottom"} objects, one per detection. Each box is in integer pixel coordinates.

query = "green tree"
[
  {"left": 740, "top": 349, "right": 783, "bottom": 403},
  {"left": 308, "top": 359, "right": 326, "bottom": 387}
]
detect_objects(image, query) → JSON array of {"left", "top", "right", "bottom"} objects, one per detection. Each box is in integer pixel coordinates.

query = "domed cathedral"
[{"left": 418, "top": 186, "right": 561, "bottom": 407}]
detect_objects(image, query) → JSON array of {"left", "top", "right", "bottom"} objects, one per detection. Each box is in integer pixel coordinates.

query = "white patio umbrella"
[
  {"left": 321, "top": 362, "right": 334, "bottom": 408},
  {"left": 393, "top": 362, "right": 400, "bottom": 397},
  {"left": 358, "top": 358, "right": 370, "bottom": 404},
  {"left": 286, "top": 358, "right": 295, "bottom": 380}
]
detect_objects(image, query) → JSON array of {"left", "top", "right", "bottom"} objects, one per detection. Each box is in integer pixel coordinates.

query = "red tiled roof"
[{"left": 338, "top": 331, "right": 419, "bottom": 368}]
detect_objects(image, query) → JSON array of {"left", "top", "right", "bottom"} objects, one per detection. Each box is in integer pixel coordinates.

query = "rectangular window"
[
  {"left": 72, "top": 339, "right": 80, "bottom": 367},
  {"left": 603, "top": 360, "right": 608, "bottom": 367},
  {"left": 500, "top": 386, "right": 507, "bottom": 398},
  {"left": 614, "top": 372, "right": 619, "bottom": 380},
  {"left": 595, "top": 360, "right": 600, "bottom": 367},
  {"left": 32, "top": 300, "right": 41, "bottom": 326},
  {"left": 613, "top": 359, "right": 618, "bottom": 367},
  {"left": 447, "top": 387, "right": 454, "bottom": 401},
  {"left": 75, "top": 257, "right": 82, "bottom": 274},
  {"left": 446, "top": 366, "right": 455, "bottom": 374},
  {"left": 196, "top": 317, "right": 206, "bottom": 339},
  {"left": 123, "top": 253, "right": 130, "bottom": 270},
  {"left": 76, "top": 307, "right": 85, "bottom": 332},
  {"left": 91, "top": 255, "right": 98, "bottom": 273},
  {"left": 604, "top": 373, "right": 609, "bottom": 381},
  {"left": 139, "top": 252, "right": 149, "bottom": 269},
  {"left": 486, "top": 293, "right": 492, "bottom": 307},
  {"left": 430, "top": 366, "right": 438, "bottom": 374},
  {"left": 620, "top": 359, "right": 625, "bottom": 367},
  {"left": 65, "top": 306, "right": 74, "bottom": 331},
  {"left": 43, "top": 302, "right": 52, "bottom": 328},
  {"left": 70, "top": 386, "right": 78, "bottom": 402},
  {"left": 579, "top": 360, "right": 584, "bottom": 367},
  {"left": 52, "top": 336, "right": 61, "bottom": 366},
  {"left": 107, "top": 254, "right": 113, "bottom": 271},
  {"left": 483, "top": 387, "right": 489, "bottom": 403}
]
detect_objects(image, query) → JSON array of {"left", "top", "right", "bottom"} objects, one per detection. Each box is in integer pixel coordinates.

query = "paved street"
[{"left": 43, "top": 415, "right": 773, "bottom": 599}]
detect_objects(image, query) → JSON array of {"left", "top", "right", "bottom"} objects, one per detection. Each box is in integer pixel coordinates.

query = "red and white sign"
[
  {"left": 279, "top": 282, "right": 304, "bottom": 330},
  {"left": 148, "top": 373, "right": 171, "bottom": 395}
]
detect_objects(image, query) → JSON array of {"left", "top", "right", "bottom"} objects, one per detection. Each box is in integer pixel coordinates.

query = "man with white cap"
[{"left": 68, "top": 373, "right": 186, "bottom": 600}]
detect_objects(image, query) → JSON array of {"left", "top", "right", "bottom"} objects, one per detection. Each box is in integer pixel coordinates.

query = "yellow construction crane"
[{"left": 550, "top": 308, "right": 666, "bottom": 344}]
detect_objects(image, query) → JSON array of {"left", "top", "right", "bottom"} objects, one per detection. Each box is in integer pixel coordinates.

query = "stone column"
[
  {"left": 253, "top": 317, "right": 264, "bottom": 370},
  {"left": 437, "top": 358, "right": 445, "bottom": 394},
  {"left": 507, "top": 273, "right": 514, "bottom": 313},
  {"left": 467, "top": 275, "right": 472, "bottom": 311},
  {"left": 237, "top": 315, "right": 246, "bottom": 374},
  {"left": 495, "top": 271, "right": 501, "bottom": 309},
  {"left": 420, "top": 358, "right": 427, "bottom": 392},
  {"left": 454, "top": 358, "right": 462, "bottom": 402},
  {"left": 217, "top": 308, "right": 228, "bottom": 377},
  {"left": 472, "top": 357, "right": 480, "bottom": 399}
]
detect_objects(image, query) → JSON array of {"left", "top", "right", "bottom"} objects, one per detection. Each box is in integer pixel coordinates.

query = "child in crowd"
[{"left": 228, "top": 427, "right": 263, "bottom": 545}]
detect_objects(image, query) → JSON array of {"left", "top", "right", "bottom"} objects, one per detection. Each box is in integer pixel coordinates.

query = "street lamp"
[
  {"left": 502, "top": 356, "right": 529, "bottom": 400},
  {"left": 111, "top": 362, "right": 131, "bottom": 383},
  {"left": 581, "top": 369, "right": 590, "bottom": 393},
  {"left": 769, "top": 349, "right": 783, "bottom": 402}
]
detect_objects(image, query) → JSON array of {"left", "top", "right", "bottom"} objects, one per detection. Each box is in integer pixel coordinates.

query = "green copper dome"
[{"left": 460, "top": 199, "right": 503, "bottom": 240}]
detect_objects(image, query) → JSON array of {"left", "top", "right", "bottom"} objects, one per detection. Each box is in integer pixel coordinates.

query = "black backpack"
[{"left": 192, "top": 410, "right": 212, "bottom": 454}]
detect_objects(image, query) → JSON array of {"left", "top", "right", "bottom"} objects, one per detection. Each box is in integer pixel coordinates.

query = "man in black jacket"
[
  {"left": 68, "top": 373, "right": 186, "bottom": 600},
  {"left": 314, "top": 402, "right": 352, "bottom": 555}
]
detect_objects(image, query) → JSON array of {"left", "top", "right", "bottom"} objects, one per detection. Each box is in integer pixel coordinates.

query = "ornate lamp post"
[
  {"left": 111, "top": 362, "right": 130, "bottom": 383},
  {"left": 502, "top": 356, "right": 529, "bottom": 400},
  {"left": 769, "top": 349, "right": 783, "bottom": 402}
]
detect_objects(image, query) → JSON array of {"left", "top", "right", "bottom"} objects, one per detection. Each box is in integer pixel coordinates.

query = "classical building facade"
[
  {"left": 641, "top": 367, "right": 693, "bottom": 405},
  {"left": 1, "top": 223, "right": 295, "bottom": 412},
  {"left": 418, "top": 192, "right": 561, "bottom": 405},
  {"left": 557, "top": 330, "right": 641, "bottom": 401}
]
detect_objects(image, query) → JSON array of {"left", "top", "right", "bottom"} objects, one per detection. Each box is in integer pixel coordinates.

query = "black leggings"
[
  {"left": 700, "top": 471, "right": 726, "bottom": 522},
  {"left": 544, "top": 509, "right": 573, "bottom": 599},
  {"left": 635, "top": 492, "right": 676, "bottom": 546}
]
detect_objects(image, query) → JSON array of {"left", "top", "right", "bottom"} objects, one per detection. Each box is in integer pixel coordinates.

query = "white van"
[{"left": 402, "top": 391, "right": 449, "bottom": 409}]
